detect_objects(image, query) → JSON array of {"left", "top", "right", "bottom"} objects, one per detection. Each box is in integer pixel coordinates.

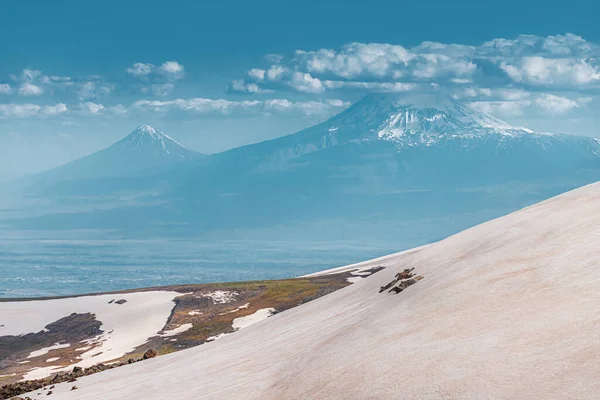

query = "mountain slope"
[
  {"left": 36, "top": 181, "right": 600, "bottom": 399},
  {"left": 10, "top": 94, "right": 600, "bottom": 243},
  {"left": 31, "top": 125, "right": 202, "bottom": 184}
]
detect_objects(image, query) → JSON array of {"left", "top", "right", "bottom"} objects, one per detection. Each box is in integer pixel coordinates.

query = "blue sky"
[{"left": 2, "top": 0, "right": 600, "bottom": 178}]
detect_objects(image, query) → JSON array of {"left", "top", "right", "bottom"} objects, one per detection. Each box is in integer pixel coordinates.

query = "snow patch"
[
  {"left": 232, "top": 308, "right": 276, "bottom": 330},
  {"left": 158, "top": 323, "right": 193, "bottom": 338},
  {"left": 220, "top": 303, "right": 250, "bottom": 315},
  {"left": 0, "top": 291, "right": 181, "bottom": 381},
  {"left": 27, "top": 342, "right": 70, "bottom": 359},
  {"left": 199, "top": 290, "right": 238, "bottom": 304}
]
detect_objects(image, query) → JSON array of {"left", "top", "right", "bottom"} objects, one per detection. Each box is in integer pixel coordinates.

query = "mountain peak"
[
  {"left": 320, "top": 92, "right": 535, "bottom": 147},
  {"left": 129, "top": 124, "right": 169, "bottom": 140},
  {"left": 121, "top": 125, "right": 190, "bottom": 152}
]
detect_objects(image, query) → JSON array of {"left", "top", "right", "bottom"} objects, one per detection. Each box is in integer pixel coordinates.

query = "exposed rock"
[
  {"left": 114, "top": 299, "right": 127, "bottom": 305},
  {"left": 379, "top": 268, "right": 423, "bottom": 294},
  {"left": 143, "top": 349, "right": 157, "bottom": 360},
  {"left": 71, "top": 385, "right": 78, "bottom": 390}
]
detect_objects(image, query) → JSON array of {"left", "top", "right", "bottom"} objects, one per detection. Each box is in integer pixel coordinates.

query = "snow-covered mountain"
[
  {"left": 13, "top": 94, "right": 600, "bottom": 241},
  {"left": 30, "top": 125, "right": 202, "bottom": 184},
  {"left": 237, "top": 93, "right": 600, "bottom": 170}
]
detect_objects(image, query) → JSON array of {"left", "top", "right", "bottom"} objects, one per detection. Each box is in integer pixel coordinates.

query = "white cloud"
[
  {"left": 79, "top": 102, "right": 105, "bottom": 114},
  {"left": 323, "top": 80, "right": 415, "bottom": 92},
  {"left": 160, "top": 61, "right": 184, "bottom": 74},
  {"left": 411, "top": 54, "right": 477, "bottom": 79},
  {"left": 0, "top": 103, "right": 67, "bottom": 118},
  {"left": 230, "top": 80, "right": 269, "bottom": 93},
  {"left": 233, "top": 33, "right": 600, "bottom": 96},
  {"left": 248, "top": 68, "right": 266, "bottom": 81},
  {"left": 289, "top": 72, "right": 325, "bottom": 93},
  {"left": 41, "top": 103, "right": 68, "bottom": 115},
  {"left": 18, "top": 82, "right": 44, "bottom": 96},
  {"left": 0, "top": 84, "right": 11, "bottom": 94},
  {"left": 480, "top": 33, "right": 596, "bottom": 59},
  {"left": 132, "top": 97, "right": 348, "bottom": 117},
  {"left": 0, "top": 103, "right": 41, "bottom": 117},
  {"left": 297, "top": 43, "right": 414, "bottom": 79},
  {"left": 126, "top": 63, "right": 153, "bottom": 77},
  {"left": 534, "top": 94, "right": 580, "bottom": 113},
  {"left": 267, "top": 65, "right": 285, "bottom": 81},
  {"left": 500, "top": 57, "right": 600, "bottom": 86},
  {"left": 126, "top": 61, "right": 185, "bottom": 80}
]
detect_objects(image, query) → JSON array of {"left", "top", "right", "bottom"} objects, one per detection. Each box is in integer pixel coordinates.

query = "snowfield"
[
  {"left": 0, "top": 291, "right": 180, "bottom": 380},
  {"left": 20, "top": 182, "right": 600, "bottom": 399}
]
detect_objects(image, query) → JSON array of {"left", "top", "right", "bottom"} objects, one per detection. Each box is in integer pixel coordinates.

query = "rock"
[
  {"left": 71, "top": 385, "right": 78, "bottom": 391},
  {"left": 114, "top": 299, "right": 127, "bottom": 305},
  {"left": 143, "top": 349, "right": 157, "bottom": 360},
  {"left": 49, "top": 385, "right": 55, "bottom": 389},
  {"left": 72, "top": 366, "right": 82, "bottom": 373},
  {"left": 47, "top": 390, "right": 53, "bottom": 395}
]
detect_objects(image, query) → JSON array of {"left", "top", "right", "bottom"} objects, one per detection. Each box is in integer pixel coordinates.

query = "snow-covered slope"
[
  {"left": 113, "top": 125, "right": 197, "bottom": 161},
  {"left": 36, "top": 181, "right": 600, "bottom": 399}
]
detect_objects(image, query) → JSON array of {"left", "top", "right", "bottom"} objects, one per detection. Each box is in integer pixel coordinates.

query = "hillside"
[{"left": 16, "top": 181, "right": 600, "bottom": 399}]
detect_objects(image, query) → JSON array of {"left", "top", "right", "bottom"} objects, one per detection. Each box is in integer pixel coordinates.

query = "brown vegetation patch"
[{"left": 0, "top": 266, "right": 385, "bottom": 395}]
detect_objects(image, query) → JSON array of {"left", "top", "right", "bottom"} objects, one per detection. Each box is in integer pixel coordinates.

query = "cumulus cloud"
[
  {"left": 126, "top": 63, "right": 153, "bottom": 77},
  {"left": 297, "top": 43, "right": 414, "bottom": 79},
  {"left": 42, "top": 103, "right": 68, "bottom": 115},
  {"left": 133, "top": 97, "right": 349, "bottom": 117},
  {"left": 480, "top": 33, "right": 596, "bottom": 59},
  {"left": 323, "top": 80, "right": 415, "bottom": 92},
  {"left": 0, "top": 103, "right": 68, "bottom": 118},
  {"left": 78, "top": 102, "right": 105, "bottom": 114},
  {"left": 248, "top": 68, "right": 266, "bottom": 81},
  {"left": 470, "top": 92, "right": 587, "bottom": 117},
  {"left": 159, "top": 61, "right": 184, "bottom": 76},
  {"left": 534, "top": 94, "right": 580, "bottom": 113},
  {"left": 230, "top": 80, "right": 266, "bottom": 93},
  {"left": 0, "top": 84, "right": 11, "bottom": 94},
  {"left": 231, "top": 33, "right": 600, "bottom": 103},
  {"left": 18, "top": 82, "right": 44, "bottom": 96},
  {"left": 289, "top": 72, "right": 325, "bottom": 93},
  {"left": 499, "top": 57, "right": 600, "bottom": 86},
  {"left": 126, "top": 61, "right": 185, "bottom": 80}
]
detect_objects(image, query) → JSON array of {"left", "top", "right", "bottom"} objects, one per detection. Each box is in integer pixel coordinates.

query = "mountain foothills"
[{"left": 9, "top": 93, "right": 600, "bottom": 242}]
